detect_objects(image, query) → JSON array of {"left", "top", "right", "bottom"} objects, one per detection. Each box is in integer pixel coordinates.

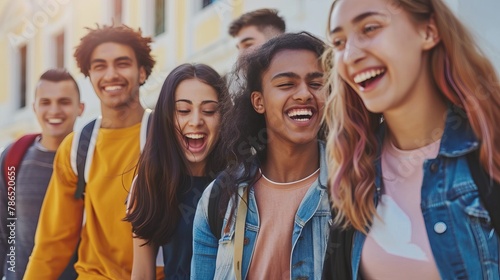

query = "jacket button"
[
  {"left": 434, "top": 222, "right": 447, "bottom": 234},
  {"left": 430, "top": 163, "right": 438, "bottom": 173},
  {"left": 243, "top": 237, "right": 249, "bottom": 245}
]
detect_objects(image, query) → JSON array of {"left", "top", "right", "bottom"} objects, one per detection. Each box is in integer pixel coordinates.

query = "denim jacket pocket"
[
  {"left": 463, "top": 195, "right": 494, "bottom": 234},
  {"left": 461, "top": 195, "right": 499, "bottom": 276},
  {"left": 215, "top": 229, "right": 236, "bottom": 279},
  {"left": 464, "top": 196, "right": 491, "bottom": 224}
]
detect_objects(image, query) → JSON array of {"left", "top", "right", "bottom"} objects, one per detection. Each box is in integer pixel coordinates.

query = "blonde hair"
[{"left": 323, "top": 0, "right": 500, "bottom": 233}]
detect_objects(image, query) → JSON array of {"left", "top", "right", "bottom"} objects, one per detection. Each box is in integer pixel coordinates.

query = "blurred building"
[{"left": 0, "top": 0, "right": 499, "bottom": 147}]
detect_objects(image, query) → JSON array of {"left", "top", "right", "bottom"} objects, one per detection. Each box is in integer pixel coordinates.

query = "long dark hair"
[
  {"left": 217, "top": 32, "right": 326, "bottom": 217},
  {"left": 125, "top": 63, "right": 228, "bottom": 246}
]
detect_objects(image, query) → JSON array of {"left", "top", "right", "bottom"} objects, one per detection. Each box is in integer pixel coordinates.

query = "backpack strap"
[
  {"left": 2, "top": 134, "right": 40, "bottom": 188},
  {"left": 73, "top": 119, "right": 99, "bottom": 199},
  {"left": 72, "top": 109, "right": 153, "bottom": 199},
  {"left": 322, "top": 217, "right": 354, "bottom": 280},
  {"left": 466, "top": 149, "right": 500, "bottom": 236},
  {"left": 140, "top": 109, "right": 152, "bottom": 152},
  {"left": 208, "top": 161, "right": 260, "bottom": 240},
  {"left": 208, "top": 178, "right": 225, "bottom": 240}
]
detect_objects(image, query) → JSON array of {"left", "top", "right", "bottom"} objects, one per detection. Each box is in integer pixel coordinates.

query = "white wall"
[
  {"left": 445, "top": 0, "right": 500, "bottom": 72},
  {"left": 1, "top": 0, "right": 499, "bottom": 147}
]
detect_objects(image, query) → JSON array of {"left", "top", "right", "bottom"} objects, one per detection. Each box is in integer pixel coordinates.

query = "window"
[
  {"left": 19, "top": 45, "right": 27, "bottom": 109},
  {"left": 155, "top": 0, "right": 166, "bottom": 36},
  {"left": 113, "top": 0, "right": 123, "bottom": 24},
  {"left": 55, "top": 32, "right": 65, "bottom": 68},
  {"left": 202, "top": 0, "right": 215, "bottom": 8}
]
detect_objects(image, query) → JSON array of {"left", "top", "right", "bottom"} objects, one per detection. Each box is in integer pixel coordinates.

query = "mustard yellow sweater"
[{"left": 24, "top": 123, "right": 163, "bottom": 279}]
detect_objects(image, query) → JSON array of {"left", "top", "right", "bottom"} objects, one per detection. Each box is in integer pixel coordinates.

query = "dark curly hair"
[
  {"left": 217, "top": 32, "right": 326, "bottom": 218},
  {"left": 74, "top": 24, "right": 155, "bottom": 82}
]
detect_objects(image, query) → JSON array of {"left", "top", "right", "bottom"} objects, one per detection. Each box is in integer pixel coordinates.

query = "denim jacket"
[
  {"left": 191, "top": 141, "right": 331, "bottom": 280},
  {"left": 351, "top": 106, "right": 500, "bottom": 279}
]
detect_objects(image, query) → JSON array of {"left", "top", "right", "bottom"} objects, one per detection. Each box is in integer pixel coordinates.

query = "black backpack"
[
  {"left": 73, "top": 110, "right": 152, "bottom": 199},
  {"left": 322, "top": 150, "right": 500, "bottom": 280},
  {"left": 208, "top": 178, "right": 226, "bottom": 240}
]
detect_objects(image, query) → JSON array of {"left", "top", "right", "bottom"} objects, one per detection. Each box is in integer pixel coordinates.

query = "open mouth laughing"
[
  {"left": 184, "top": 133, "right": 207, "bottom": 153},
  {"left": 353, "top": 68, "right": 386, "bottom": 90},
  {"left": 287, "top": 108, "right": 313, "bottom": 122}
]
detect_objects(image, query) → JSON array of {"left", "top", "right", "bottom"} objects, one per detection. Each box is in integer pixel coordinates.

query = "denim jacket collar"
[
  {"left": 437, "top": 105, "right": 478, "bottom": 157},
  {"left": 295, "top": 141, "right": 328, "bottom": 225},
  {"left": 376, "top": 104, "right": 478, "bottom": 158},
  {"left": 374, "top": 104, "right": 479, "bottom": 203}
]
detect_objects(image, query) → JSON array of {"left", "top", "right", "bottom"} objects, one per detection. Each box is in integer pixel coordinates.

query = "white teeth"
[
  {"left": 353, "top": 69, "right": 385, "bottom": 84},
  {"left": 287, "top": 109, "right": 313, "bottom": 118},
  {"left": 48, "top": 118, "right": 63, "bottom": 124},
  {"left": 185, "top": 133, "right": 205, "bottom": 139},
  {"left": 104, "top": 85, "right": 123, "bottom": 91}
]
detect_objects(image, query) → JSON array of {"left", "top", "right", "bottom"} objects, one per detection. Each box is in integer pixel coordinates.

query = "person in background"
[
  {"left": 0, "top": 68, "right": 84, "bottom": 280},
  {"left": 228, "top": 8, "right": 286, "bottom": 56}
]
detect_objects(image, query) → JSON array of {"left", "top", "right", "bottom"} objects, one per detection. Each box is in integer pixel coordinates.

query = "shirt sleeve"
[{"left": 24, "top": 134, "right": 84, "bottom": 279}]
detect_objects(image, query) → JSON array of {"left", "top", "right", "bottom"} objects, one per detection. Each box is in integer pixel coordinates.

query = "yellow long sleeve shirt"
[{"left": 24, "top": 122, "right": 163, "bottom": 279}]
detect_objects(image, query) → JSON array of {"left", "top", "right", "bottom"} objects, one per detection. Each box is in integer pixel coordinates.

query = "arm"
[
  {"left": 128, "top": 179, "right": 158, "bottom": 280},
  {"left": 191, "top": 182, "right": 218, "bottom": 279},
  {"left": 131, "top": 237, "right": 157, "bottom": 280},
  {"left": 23, "top": 135, "right": 84, "bottom": 279}
]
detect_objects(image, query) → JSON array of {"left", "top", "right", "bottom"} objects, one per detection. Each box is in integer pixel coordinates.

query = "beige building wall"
[{"left": 0, "top": 0, "right": 499, "bottom": 148}]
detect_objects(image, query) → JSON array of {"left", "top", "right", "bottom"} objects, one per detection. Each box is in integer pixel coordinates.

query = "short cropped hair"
[
  {"left": 74, "top": 24, "right": 155, "bottom": 81},
  {"left": 228, "top": 8, "right": 286, "bottom": 37},
  {"left": 38, "top": 68, "right": 80, "bottom": 99}
]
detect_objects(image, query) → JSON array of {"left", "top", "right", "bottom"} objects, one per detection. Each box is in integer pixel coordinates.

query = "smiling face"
[
  {"left": 33, "top": 80, "right": 84, "bottom": 143},
  {"left": 88, "top": 42, "right": 146, "bottom": 111},
  {"left": 252, "top": 49, "right": 325, "bottom": 146},
  {"left": 174, "top": 79, "right": 221, "bottom": 175},
  {"left": 329, "top": 0, "right": 439, "bottom": 114}
]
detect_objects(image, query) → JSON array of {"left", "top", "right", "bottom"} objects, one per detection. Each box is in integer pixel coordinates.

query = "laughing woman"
[
  {"left": 323, "top": 0, "right": 500, "bottom": 279},
  {"left": 125, "top": 63, "right": 229, "bottom": 279}
]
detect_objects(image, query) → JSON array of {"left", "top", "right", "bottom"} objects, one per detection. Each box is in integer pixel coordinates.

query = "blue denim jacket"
[
  {"left": 351, "top": 106, "right": 500, "bottom": 279},
  {"left": 191, "top": 141, "right": 331, "bottom": 280}
]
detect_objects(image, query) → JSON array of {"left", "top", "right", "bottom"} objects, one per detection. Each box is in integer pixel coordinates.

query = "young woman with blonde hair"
[{"left": 323, "top": 0, "right": 500, "bottom": 278}]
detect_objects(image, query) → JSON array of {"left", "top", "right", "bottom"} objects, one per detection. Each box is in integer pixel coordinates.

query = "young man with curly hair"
[{"left": 24, "top": 25, "right": 162, "bottom": 279}]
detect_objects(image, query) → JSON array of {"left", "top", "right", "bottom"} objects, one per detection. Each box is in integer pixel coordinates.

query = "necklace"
[{"left": 260, "top": 167, "right": 320, "bottom": 186}]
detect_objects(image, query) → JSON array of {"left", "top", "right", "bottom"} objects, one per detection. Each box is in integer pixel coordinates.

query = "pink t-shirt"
[
  {"left": 360, "top": 138, "right": 441, "bottom": 280},
  {"left": 247, "top": 169, "right": 319, "bottom": 280}
]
